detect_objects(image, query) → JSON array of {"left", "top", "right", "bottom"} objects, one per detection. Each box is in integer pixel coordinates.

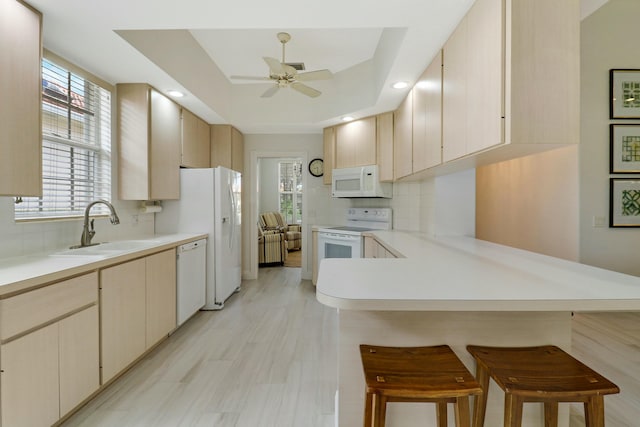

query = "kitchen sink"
[{"left": 51, "top": 240, "right": 155, "bottom": 256}]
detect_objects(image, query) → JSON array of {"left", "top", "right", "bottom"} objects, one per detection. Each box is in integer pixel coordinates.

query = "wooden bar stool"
[
  {"left": 360, "top": 344, "right": 482, "bottom": 427},
  {"left": 466, "top": 345, "right": 620, "bottom": 427}
]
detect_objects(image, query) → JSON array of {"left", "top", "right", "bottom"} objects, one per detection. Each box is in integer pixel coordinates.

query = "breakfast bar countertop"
[
  {"left": 0, "top": 233, "right": 207, "bottom": 297},
  {"left": 316, "top": 231, "right": 640, "bottom": 312}
]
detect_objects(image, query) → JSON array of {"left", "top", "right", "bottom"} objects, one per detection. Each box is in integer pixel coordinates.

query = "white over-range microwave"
[{"left": 331, "top": 165, "right": 392, "bottom": 198}]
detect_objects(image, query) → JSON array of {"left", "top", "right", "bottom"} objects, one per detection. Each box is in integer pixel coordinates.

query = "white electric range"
[{"left": 317, "top": 208, "right": 392, "bottom": 261}]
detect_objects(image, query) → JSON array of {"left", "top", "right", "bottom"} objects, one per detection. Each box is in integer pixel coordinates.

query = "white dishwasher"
[{"left": 176, "top": 239, "right": 207, "bottom": 326}]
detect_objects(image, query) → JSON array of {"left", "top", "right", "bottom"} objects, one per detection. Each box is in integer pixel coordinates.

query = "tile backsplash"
[
  {"left": 0, "top": 169, "right": 476, "bottom": 259},
  {"left": 0, "top": 197, "right": 154, "bottom": 259}
]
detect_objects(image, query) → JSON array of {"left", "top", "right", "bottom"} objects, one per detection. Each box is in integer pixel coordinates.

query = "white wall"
[
  {"left": 580, "top": 0, "right": 640, "bottom": 276},
  {"left": 258, "top": 158, "right": 281, "bottom": 214},
  {"left": 475, "top": 146, "right": 579, "bottom": 261}
]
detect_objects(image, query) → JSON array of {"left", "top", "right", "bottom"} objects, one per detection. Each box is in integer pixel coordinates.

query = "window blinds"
[{"left": 15, "top": 59, "right": 112, "bottom": 220}]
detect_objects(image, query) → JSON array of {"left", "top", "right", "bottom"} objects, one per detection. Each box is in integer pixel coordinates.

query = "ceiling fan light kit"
[{"left": 231, "top": 32, "right": 333, "bottom": 98}]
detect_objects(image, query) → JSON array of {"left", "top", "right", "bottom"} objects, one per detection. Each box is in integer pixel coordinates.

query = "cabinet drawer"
[{"left": 0, "top": 272, "right": 98, "bottom": 341}]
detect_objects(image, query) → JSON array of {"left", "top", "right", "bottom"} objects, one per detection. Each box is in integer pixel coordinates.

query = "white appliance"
[
  {"left": 156, "top": 167, "right": 242, "bottom": 310},
  {"left": 331, "top": 165, "right": 392, "bottom": 198},
  {"left": 317, "top": 208, "right": 392, "bottom": 263},
  {"left": 176, "top": 239, "right": 206, "bottom": 325}
]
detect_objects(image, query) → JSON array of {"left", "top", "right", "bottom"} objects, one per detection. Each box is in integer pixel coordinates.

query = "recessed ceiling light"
[
  {"left": 167, "top": 90, "right": 184, "bottom": 98},
  {"left": 342, "top": 116, "right": 355, "bottom": 122},
  {"left": 392, "top": 81, "right": 409, "bottom": 89}
]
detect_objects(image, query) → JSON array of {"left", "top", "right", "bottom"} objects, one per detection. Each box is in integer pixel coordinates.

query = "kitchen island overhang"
[{"left": 316, "top": 233, "right": 640, "bottom": 427}]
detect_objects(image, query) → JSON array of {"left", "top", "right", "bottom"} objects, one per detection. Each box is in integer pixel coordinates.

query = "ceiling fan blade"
[
  {"left": 230, "top": 75, "right": 272, "bottom": 81},
  {"left": 263, "top": 57, "right": 284, "bottom": 75},
  {"left": 261, "top": 85, "right": 280, "bottom": 98},
  {"left": 295, "top": 69, "right": 333, "bottom": 81},
  {"left": 290, "top": 82, "right": 321, "bottom": 98},
  {"left": 282, "top": 64, "right": 298, "bottom": 76}
]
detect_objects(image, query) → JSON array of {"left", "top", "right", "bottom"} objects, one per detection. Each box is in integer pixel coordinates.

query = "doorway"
[{"left": 251, "top": 151, "right": 308, "bottom": 279}]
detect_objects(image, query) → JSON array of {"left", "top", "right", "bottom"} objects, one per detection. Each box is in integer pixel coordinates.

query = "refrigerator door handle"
[{"left": 228, "top": 182, "right": 235, "bottom": 249}]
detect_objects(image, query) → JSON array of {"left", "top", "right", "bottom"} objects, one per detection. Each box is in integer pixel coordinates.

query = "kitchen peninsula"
[{"left": 316, "top": 231, "right": 640, "bottom": 426}]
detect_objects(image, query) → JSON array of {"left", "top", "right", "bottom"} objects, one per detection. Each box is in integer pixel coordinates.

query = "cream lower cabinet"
[
  {"left": 0, "top": 272, "right": 99, "bottom": 427},
  {"left": 101, "top": 250, "right": 177, "bottom": 383},
  {"left": 312, "top": 229, "right": 318, "bottom": 285},
  {"left": 363, "top": 236, "right": 397, "bottom": 259},
  {"left": 145, "top": 249, "right": 177, "bottom": 349},
  {"left": 1, "top": 323, "right": 59, "bottom": 427},
  {"left": 101, "top": 258, "right": 146, "bottom": 383},
  {"left": 59, "top": 305, "right": 100, "bottom": 415}
]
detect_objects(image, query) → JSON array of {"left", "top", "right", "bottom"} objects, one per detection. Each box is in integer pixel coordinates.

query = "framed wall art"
[
  {"left": 610, "top": 124, "right": 640, "bottom": 173},
  {"left": 610, "top": 69, "right": 640, "bottom": 119},
  {"left": 610, "top": 178, "right": 640, "bottom": 227}
]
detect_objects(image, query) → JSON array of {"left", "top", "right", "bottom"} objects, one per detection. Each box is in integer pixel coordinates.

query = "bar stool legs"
[{"left": 467, "top": 345, "right": 619, "bottom": 427}]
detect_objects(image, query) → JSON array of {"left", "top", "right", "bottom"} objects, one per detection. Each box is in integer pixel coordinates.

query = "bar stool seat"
[
  {"left": 466, "top": 345, "right": 620, "bottom": 427},
  {"left": 360, "top": 344, "right": 482, "bottom": 427}
]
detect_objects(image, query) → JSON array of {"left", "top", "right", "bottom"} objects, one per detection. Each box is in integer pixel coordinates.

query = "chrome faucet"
[{"left": 79, "top": 200, "right": 120, "bottom": 247}]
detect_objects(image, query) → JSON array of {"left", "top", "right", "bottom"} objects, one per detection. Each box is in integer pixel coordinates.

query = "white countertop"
[
  {"left": 316, "top": 231, "right": 640, "bottom": 312},
  {"left": 0, "top": 233, "right": 206, "bottom": 297}
]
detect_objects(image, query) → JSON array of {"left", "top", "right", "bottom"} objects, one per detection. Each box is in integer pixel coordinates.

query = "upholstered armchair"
[
  {"left": 258, "top": 223, "right": 287, "bottom": 266},
  {"left": 259, "top": 211, "right": 302, "bottom": 251}
]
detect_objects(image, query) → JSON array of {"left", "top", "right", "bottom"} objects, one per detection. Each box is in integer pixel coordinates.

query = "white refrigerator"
[{"left": 156, "top": 167, "right": 242, "bottom": 310}]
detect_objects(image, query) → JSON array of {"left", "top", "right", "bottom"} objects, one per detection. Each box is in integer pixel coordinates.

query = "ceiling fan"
[{"left": 230, "top": 32, "right": 333, "bottom": 98}]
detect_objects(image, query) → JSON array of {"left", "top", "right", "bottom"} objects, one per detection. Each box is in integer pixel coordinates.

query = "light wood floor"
[
  {"left": 62, "top": 266, "right": 337, "bottom": 427},
  {"left": 61, "top": 267, "right": 640, "bottom": 427},
  {"left": 570, "top": 312, "right": 640, "bottom": 427}
]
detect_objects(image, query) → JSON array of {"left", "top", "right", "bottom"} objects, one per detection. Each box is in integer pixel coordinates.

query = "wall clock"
[{"left": 308, "top": 158, "right": 324, "bottom": 177}]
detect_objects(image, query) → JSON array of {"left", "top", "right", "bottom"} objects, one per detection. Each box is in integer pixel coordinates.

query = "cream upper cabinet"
[
  {"left": 117, "top": 84, "right": 181, "bottom": 200},
  {"left": 376, "top": 112, "right": 394, "bottom": 182},
  {"left": 465, "top": 0, "right": 503, "bottom": 155},
  {"left": 323, "top": 127, "right": 336, "bottom": 185},
  {"left": 442, "top": 0, "right": 578, "bottom": 163},
  {"left": 507, "top": 0, "right": 579, "bottom": 147},
  {"left": 100, "top": 258, "right": 146, "bottom": 384},
  {"left": 442, "top": 18, "right": 468, "bottom": 163},
  {"left": 0, "top": 0, "right": 42, "bottom": 197},
  {"left": 145, "top": 249, "right": 177, "bottom": 349},
  {"left": 211, "top": 124, "right": 244, "bottom": 173},
  {"left": 181, "top": 108, "right": 210, "bottom": 168},
  {"left": 231, "top": 126, "right": 244, "bottom": 173},
  {"left": 413, "top": 51, "right": 443, "bottom": 172},
  {"left": 335, "top": 116, "right": 377, "bottom": 169},
  {"left": 396, "top": 51, "right": 442, "bottom": 179},
  {"left": 394, "top": 91, "right": 413, "bottom": 180}
]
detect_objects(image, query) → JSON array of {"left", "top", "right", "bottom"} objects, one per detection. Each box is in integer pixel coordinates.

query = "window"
[
  {"left": 278, "top": 160, "right": 302, "bottom": 224},
  {"left": 15, "top": 58, "right": 112, "bottom": 220}
]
